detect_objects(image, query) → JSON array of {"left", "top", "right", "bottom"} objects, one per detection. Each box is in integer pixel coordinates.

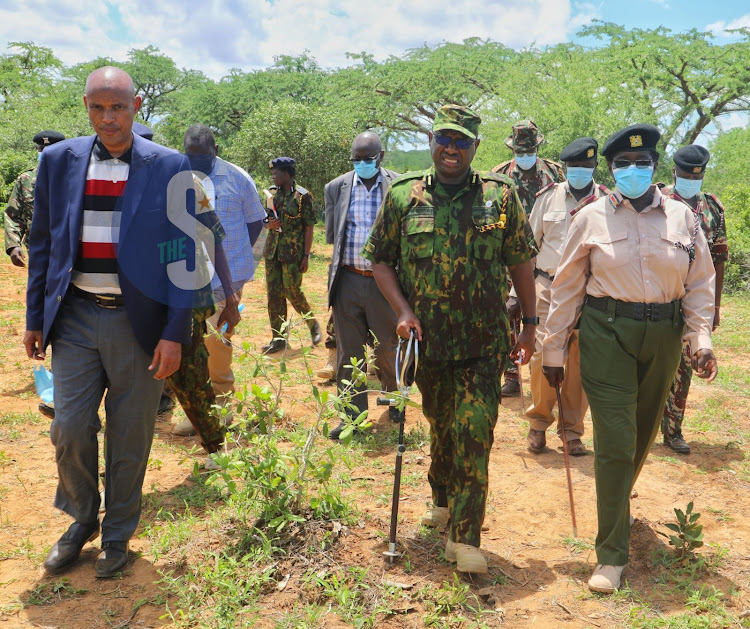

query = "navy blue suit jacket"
[{"left": 26, "top": 133, "right": 192, "bottom": 354}]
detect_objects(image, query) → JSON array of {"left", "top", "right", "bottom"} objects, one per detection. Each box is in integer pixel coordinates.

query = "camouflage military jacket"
[
  {"left": 492, "top": 158, "right": 564, "bottom": 215},
  {"left": 662, "top": 186, "right": 728, "bottom": 264},
  {"left": 4, "top": 168, "right": 36, "bottom": 253},
  {"left": 264, "top": 183, "right": 316, "bottom": 262},
  {"left": 363, "top": 167, "right": 536, "bottom": 361}
]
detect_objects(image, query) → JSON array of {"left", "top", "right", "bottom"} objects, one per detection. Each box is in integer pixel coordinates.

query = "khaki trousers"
[
  {"left": 205, "top": 289, "right": 243, "bottom": 401},
  {"left": 526, "top": 276, "right": 587, "bottom": 440}
]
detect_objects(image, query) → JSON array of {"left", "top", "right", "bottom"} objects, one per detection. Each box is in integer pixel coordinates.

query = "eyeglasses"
[
  {"left": 349, "top": 155, "right": 379, "bottom": 163},
  {"left": 434, "top": 134, "right": 474, "bottom": 150},
  {"left": 613, "top": 159, "right": 653, "bottom": 169}
]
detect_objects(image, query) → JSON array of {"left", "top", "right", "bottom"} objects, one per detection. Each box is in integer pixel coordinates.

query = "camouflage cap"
[
  {"left": 432, "top": 104, "right": 481, "bottom": 140},
  {"left": 505, "top": 120, "right": 544, "bottom": 151}
]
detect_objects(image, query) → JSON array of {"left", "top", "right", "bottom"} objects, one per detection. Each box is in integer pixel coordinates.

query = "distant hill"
[{"left": 384, "top": 148, "right": 432, "bottom": 173}]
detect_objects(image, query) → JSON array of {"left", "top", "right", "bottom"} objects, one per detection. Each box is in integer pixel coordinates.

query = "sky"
[{"left": 1, "top": 0, "right": 748, "bottom": 79}]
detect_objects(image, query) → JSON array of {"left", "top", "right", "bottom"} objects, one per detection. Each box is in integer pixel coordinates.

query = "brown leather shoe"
[
  {"left": 567, "top": 439, "right": 587, "bottom": 456},
  {"left": 527, "top": 428, "right": 546, "bottom": 453}
]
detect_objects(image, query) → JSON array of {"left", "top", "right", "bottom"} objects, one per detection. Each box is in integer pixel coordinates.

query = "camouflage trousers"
[
  {"left": 662, "top": 344, "right": 692, "bottom": 438},
  {"left": 265, "top": 257, "right": 316, "bottom": 336},
  {"left": 167, "top": 306, "right": 225, "bottom": 453},
  {"left": 416, "top": 356, "right": 501, "bottom": 547},
  {"left": 325, "top": 314, "right": 336, "bottom": 349}
]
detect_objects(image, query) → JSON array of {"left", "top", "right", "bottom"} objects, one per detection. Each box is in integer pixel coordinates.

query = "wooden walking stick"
[
  {"left": 555, "top": 382, "right": 578, "bottom": 537},
  {"left": 514, "top": 320, "right": 526, "bottom": 417}
]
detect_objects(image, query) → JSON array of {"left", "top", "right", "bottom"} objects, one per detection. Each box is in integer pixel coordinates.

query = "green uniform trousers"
[
  {"left": 416, "top": 356, "right": 501, "bottom": 548},
  {"left": 265, "top": 257, "right": 315, "bottom": 336},
  {"left": 579, "top": 303, "right": 683, "bottom": 566},
  {"left": 167, "top": 307, "right": 225, "bottom": 453}
]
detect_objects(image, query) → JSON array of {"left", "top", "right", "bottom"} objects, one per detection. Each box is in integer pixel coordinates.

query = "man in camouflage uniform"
[
  {"left": 661, "top": 145, "right": 728, "bottom": 454},
  {"left": 493, "top": 120, "right": 564, "bottom": 396},
  {"left": 262, "top": 157, "right": 322, "bottom": 353},
  {"left": 364, "top": 105, "right": 537, "bottom": 574},
  {"left": 5, "top": 130, "right": 66, "bottom": 268}
]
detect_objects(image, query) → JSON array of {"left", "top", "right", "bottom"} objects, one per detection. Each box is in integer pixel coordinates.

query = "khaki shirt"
[
  {"left": 529, "top": 181, "right": 608, "bottom": 277},
  {"left": 543, "top": 186, "right": 715, "bottom": 367}
]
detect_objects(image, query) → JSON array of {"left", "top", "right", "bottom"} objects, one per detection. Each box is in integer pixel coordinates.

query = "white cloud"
[
  {"left": 0, "top": 0, "right": 599, "bottom": 79},
  {"left": 706, "top": 13, "right": 750, "bottom": 36}
]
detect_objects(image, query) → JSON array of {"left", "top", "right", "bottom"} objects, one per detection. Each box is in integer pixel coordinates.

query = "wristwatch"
[{"left": 521, "top": 316, "right": 540, "bottom": 325}]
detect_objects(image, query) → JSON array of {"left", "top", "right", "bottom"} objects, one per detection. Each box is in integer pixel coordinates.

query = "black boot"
[
  {"left": 664, "top": 431, "right": 691, "bottom": 454},
  {"left": 310, "top": 320, "right": 322, "bottom": 346},
  {"left": 261, "top": 339, "right": 287, "bottom": 354}
]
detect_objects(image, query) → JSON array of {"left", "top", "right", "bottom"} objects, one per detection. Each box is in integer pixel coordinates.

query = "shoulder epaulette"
[
  {"left": 704, "top": 192, "right": 724, "bottom": 208},
  {"left": 491, "top": 160, "right": 512, "bottom": 174},
  {"left": 597, "top": 184, "right": 611, "bottom": 195},
  {"left": 391, "top": 170, "right": 428, "bottom": 185},
  {"left": 536, "top": 181, "right": 556, "bottom": 198},
  {"left": 541, "top": 158, "right": 564, "bottom": 182},
  {"left": 477, "top": 170, "right": 513, "bottom": 187},
  {"left": 570, "top": 193, "right": 604, "bottom": 217},
  {"left": 295, "top": 184, "right": 310, "bottom": 197}
]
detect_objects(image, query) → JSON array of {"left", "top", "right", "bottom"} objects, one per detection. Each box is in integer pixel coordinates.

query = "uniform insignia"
[
  {"left": 535, "top": 181, "right": 556, "bottom": 197},
  {"left": 43, "top": 137, "right": 50, "bottom": 145},
  {"left": 693, "top": 166, "right": 701, "bottom": 173},
  {"left": 485, "top": 201, "right": 492, "bottom": 207},
  {"left": 629, "top": 135, "right": 643, "bottom": 147},
  {"left": 587, "top": 148, "right": 594, "bottom": 158}
]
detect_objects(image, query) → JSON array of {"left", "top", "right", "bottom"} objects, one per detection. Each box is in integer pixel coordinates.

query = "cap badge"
[
  {"left": 587, "top": 148, "right": 594, "bottom": 158},
  {"left": 693, "top": 166, "right": 702, "bottom": 173},
  {"left": 629, "top": 135, "right": 643, "bottom": 148},
  {"left": 43, "top": 137, "right": 50, "bottom": 145}
]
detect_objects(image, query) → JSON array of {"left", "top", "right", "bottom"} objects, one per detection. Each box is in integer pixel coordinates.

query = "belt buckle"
[
  {"left": 95, "top": 294, "right": 118, "bottom": 309},
  {"left": 632, "top": 303, "right": 645, "bottom": 320}
]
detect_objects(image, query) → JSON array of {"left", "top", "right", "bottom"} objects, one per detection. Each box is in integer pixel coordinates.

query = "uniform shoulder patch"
[
  {"left": 704, "top": 192, "right": 725, "bottom": 209},
  {"left": 477, "top": 170, "right": 513, "bottom": 186},
  {"left": 535, "top": 181, "right": 556, "bottom": 197},
  {"left": 295, "top": 184, "right": 310, "bottom": 197},
  {"left": 390, "top": 170, "right": 427, "bottom": 186}
]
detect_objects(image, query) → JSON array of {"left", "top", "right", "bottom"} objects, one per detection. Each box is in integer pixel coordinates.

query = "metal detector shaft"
[
  {"left": 387, "top": 409, "right": 406, "bottom": 561},
  {"left": 555, "top": 382, "right": 578, "bottom": 538}
]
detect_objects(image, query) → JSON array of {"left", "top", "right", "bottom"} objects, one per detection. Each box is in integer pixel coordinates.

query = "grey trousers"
[
  {"left": 332, "top": 269, "right": 398, "bottom": 419},
  {"left": 50, "top": 294, "right": 163, "bottom": 543}
]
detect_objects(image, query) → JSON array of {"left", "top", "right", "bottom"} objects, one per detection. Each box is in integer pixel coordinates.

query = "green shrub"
[{"left": 720, "top": 184, "right": 750, "bottom": 293}]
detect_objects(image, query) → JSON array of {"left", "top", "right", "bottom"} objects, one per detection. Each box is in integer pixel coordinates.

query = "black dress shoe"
[
  {"left": 38, "top": 402, "right": 55, "bottom": 420},
  {"left": 157, "top": 394, "right": 175, "bottom": 414},
  {"left": 310, "top": 320, "right": 323, "bottom": 346},
  {"left": 261, "top": 339, "right": 287, "bottom": 354},
  {"left": 389, "top": 406, "right": 402, "bottom": 423},
  {"left": 664, "top": 431, "right": 691, "bottom": 454},
  {"left": 95, "top": 541, "right": 129, "bottom": 578},
  {"left": 44, "top": 521, "right": 99, "bottom": 573},
  {"left": 327, "top": 420, "right": 365, "bottom": 440}
]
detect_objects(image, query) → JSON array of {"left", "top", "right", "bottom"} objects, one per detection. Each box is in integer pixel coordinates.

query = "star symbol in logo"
[{"left": 198, "top": 195, "right": 211, "bottom": 210}]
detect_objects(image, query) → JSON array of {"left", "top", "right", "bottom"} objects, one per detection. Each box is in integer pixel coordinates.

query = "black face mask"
[{"left": 187, "top": 154, "right": 216, "bottom": 175}]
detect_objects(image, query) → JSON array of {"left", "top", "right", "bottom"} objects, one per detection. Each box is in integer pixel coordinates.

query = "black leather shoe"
[
  {"left": 527, "top": 428, "right": 546, "bottom": 453},
  {"left": 389, "top": 406, "right": 402, "bottom": 423},
  {"left": 44, "top": 521, "right": 99, "bottom": 573},
  {"left": 95, "top": 541, "right": 129, "bottom": 578},
  {"left": 664, "top": 431, "right": 691, "bottom": 454},
  {"left": 327, "top": 420, "right": 365, "bottom": 441},
  {"left": 157, "top": 394, "right": 175, "bottom": 414},
  {"left": 261, "top": 339, "right": 287, "bottom": 354},
  {"left": 310, "top": 320, "right": 323, "bottom": 346},
  {"left": 501, "top": 379, "right": 521, "bottom": 397},
  {"left": 38, "top": 402, "right": 55, "bottom": 420}
]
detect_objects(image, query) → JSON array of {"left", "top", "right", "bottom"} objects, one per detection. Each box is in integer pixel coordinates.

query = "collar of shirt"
[
  {"left": 610, "top": 185, "right": 665, "bottom": 214},
  {"left": 424, "top": 166, "right": 479, "bottom": 198},
  {"left": 353, "top": 171, "right": 382, "bottom": 189},
  {"left": 93, "top": 137, "right": 132, "bottom": 164}
]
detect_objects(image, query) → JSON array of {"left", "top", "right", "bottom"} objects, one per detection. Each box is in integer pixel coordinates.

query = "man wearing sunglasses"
[
  {"left": 660, "top": 145, "right": 728, "bottom": 455},
  {"left": 324, "top": 131, "right": 400, "bottom": 440},
  {"left": 364, "top": 105, "right": 537, "bottom": 574},
  {"left": 493, "top": 120, "right": 564, "bottom": 398},
  {"left": 542, "top": 123, "right": 717, "bottom": 593}
]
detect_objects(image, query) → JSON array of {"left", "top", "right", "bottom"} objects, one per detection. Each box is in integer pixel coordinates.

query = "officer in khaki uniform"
[
  {"left": 262, "top": 157, "right": 322, "bottom": 353},
  {"left": 543, "top": 124, "right": 718, "bottom": 594},
  {"left": 5, "top": 130, "right": 66, "bottom": 268},
  {"left": 493, "top": 120, "right": 564, "bottom": 396},
  {"left": 660, "top": 145, "right": 728, "bottom": 454},
  {"left": 525, "top": 137, "right": 610, "bottom": 457},
  {"left": 365, "top": 105, "right": 538, "bottom": 574}
]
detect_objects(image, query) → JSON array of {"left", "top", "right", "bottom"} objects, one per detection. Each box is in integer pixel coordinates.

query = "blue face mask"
[
  {"left": 674, "top": 176, "right": 703, "bottom": 199},
  {"left": 566, "top": 167, "right": 595, "bottom": 191},
  {"left": 514, "top": 153, "right": 537, "bottom": 171},
  {"left": 353, "top": 159, "right": 379, "bottom": 180},
  {"left": 613, "top": 165, "right": 654, "bottom": 199},
  {"left": 38, "top": 152, "right": 43, "bottom": 164}
]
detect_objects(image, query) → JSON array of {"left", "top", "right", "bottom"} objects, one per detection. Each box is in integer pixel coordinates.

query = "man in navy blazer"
[
  {"left": 324, "top": 131, "right": 400, "bottom": 440},
  {"left": 24, "top": 67, "right": 194, "bottom": 578}
]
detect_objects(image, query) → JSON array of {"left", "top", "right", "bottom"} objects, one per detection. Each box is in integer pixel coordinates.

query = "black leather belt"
[
  {"left": 69, "top": 284, "right": 125, "bottom": 309},
  {"left": 534, "top": 269, "right": 555, "bottom": 281},
  {"left": 585, "top": 295, "right": 677, "bottom": 321}
]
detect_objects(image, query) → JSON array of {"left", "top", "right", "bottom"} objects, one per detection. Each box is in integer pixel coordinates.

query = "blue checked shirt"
[
  {"left": 343, "top": 173, "right": 383, "bottom": 270},
  {"left": 199, "top": 157, "right": 266, "bottom": 299}
]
